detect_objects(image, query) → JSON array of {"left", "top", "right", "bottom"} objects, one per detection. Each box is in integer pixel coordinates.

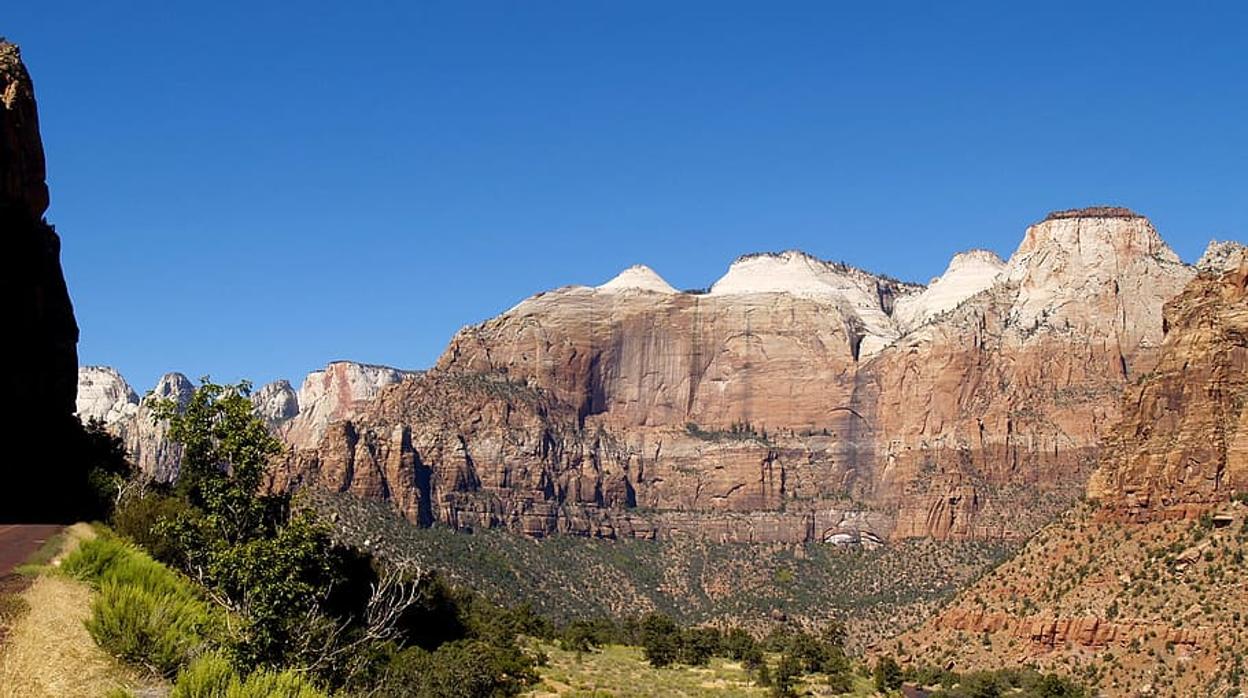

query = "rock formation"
[
  {"left": 76, "top": 366, "right": 139, "bottom": 426},
  {"left": 1086, "top": 251, "right": 1248, "bottom": 516},
  {"left": 254, "top": 379, "right": 299, "bottom": 426},
  {"left": 893, "top": 257, "right": 1248, "bottom": 696},
  {"left": 279, "top": 361, "right": 419, "bottom": 447},
  {"left": 0, "top": 41, "right": 82, "bottom": 521},
  {"left": 82, "top": 361, "right": 419, "bottom": 482},
  {"left": 292, "top": 208, "right": 1200, "bottom": 543}
]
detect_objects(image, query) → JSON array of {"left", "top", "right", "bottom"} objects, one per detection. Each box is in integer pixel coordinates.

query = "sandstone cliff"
[
  {"left": 0, "top": 41, "right": 82, "bottom": 521},
  {"left": 76, "top": 366, "right": 140, "bottom": 426},
  {"left": 293, "top": 208, "right": 1196, "bottom": 543},
  {"left": 1086, "top": 253, "right": 1248, "bottom": 516},
  {"left": 894, "top": 256, "right": 1248, "bottom": 696},
  {"left": 83, "top": 361, "right": 418, "bottom": 482}
]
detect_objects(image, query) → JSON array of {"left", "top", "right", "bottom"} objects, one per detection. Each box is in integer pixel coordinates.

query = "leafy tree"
[
  {"left": 874, "top": 655, "right": 903, "bottom": 693},
  {"left": 677, "top": 626, "right": 721, "bottom": 666},
  {"left": 772, "top": 651, "right": 802, "bottom": 697},
  {"left": 80, "top": 417, "right": 134, "bottom": 519},
  {"left": 640, "top": 613, "right": 680, "bottom": 667},
  {"left": 723, "top": 628, "right": 757, "bottom": 661}
]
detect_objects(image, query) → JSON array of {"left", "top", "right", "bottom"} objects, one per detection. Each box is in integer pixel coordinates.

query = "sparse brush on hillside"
[{"left": 306, "top": 489, "right": 1013, "bottom": 651}]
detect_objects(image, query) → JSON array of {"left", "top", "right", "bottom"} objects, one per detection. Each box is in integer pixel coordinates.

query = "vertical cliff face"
[
  {"left": 291, "top": 208, "right": 1203, "bottom": 543},
  {"left": 1086, "top": 250, "right": 1248, "bottom": 516},
  {"left": 868, "top": 210, "right": 1194, "bottom": 539},
  {"left": 0, "top": 41, "right": 81, "bottom": 521},
  {"left": 896, "top": 257, "right": 1248, "bottom": 696}
]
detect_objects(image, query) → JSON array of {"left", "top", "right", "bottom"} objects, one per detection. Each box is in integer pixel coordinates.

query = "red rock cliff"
[{"left": 291, "top": 208, "right": 1200, "bottom": 543}]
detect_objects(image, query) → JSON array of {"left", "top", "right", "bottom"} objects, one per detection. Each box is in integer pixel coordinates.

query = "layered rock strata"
[
  {"left": 292, "top": 208, "right": 1199, "bottom": 543},
  {"left": 893, "top": 258, "right": 1248, "bottom": 695}
]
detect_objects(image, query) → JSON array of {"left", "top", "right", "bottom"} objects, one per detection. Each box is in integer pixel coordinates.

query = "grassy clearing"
[
  {"left": 527, "top": 643, "right": 877, "bottom": 697},
  {"left": 0, "top": 525, "right": 157, "bottom": 698}
]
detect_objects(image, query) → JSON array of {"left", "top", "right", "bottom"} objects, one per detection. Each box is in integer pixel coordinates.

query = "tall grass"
[
  {"left": 171, "top": 653, "right": 326, "bottom": 698},
  {"left": 60, "top": 535, "right": 218, "bottom": 677}
]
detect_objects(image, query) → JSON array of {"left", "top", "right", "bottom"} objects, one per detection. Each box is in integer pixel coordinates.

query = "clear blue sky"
[{"left": 7, "top": 2, "right": 1247, "bottom": 391}]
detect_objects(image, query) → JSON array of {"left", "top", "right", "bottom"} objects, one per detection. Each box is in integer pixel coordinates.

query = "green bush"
[
  {"left": 171, "top": 653, "right": 234, "bottom": 698},
  {"left": 61, "top": 535, "right": 133, "bottom": 583},
  {"left": 374, "top": 640, "right": 538, "bottom": 697},
  {"left": 172, "top": 653, "right": 327, "bottom": 698},
  {"left": 874, "top": 655, "right": 903, "bottom": 692},
  {"left": 113, "top": 491, "right": 198, "bottom": 565},
  {"left": 639, "top": 613, "right": 680, "bottom": 667},
  {"left": 63, "top": 535, "right": 218, "bottom": 677},
  {"left": 87, "top": 580, "right": 214, "bottom": 676}
]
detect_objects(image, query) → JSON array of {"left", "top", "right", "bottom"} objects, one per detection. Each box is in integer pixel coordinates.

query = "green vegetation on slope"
[{"left": 310, "top": 490, "right": 1013, "bottom": 650}]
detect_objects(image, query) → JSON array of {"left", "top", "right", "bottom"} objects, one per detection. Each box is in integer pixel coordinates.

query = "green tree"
[
  {"left": 771, "top": 651, "right": 802, "bottom": 697},
  {"left": 151, "top": 381, "right": 345, "bottom": 669},
  {"left": 677, "top": 627, "right": 721, "bottom": 666},
  {"left": 874, "top": 655, "right": 903, "bottom": 693},
  {"left": 640, "top": 613, "right": 680, "bottom": 667}
]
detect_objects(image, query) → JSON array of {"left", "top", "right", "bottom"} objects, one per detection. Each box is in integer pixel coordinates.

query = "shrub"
[
  {"left": 113, "top": 491, "right": 198, "bottom": 565},
  {"left": 172, "top": 653, "right": 327, "bottom": 698},
  {"left": 374, "top": 640, "right": 537, "bottom": 697},
  {"left": 63, "top": 535, "right": 218, "bottom": 677},
  {"left": 639, "top": 613, "right": 680, "bottom": 667},
  {"left": 677, "top": 627, "right": 721, "bottom": 666},
  {"left": 874, "top": 655, "right": 903, "bottom": 692},
  {"left": 60, "top": 535, "right": 133, "bottom": 583},
  {"left": 87, "top": 580, "right": 214, "bottom": 676},
  {"left": 170, "top": 653, "right": 234, "bottom": 698}
]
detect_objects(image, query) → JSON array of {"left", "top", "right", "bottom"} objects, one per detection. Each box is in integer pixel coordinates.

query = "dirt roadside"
[{"left": 0, "top": 525, "right": 62, "bottom": 577}]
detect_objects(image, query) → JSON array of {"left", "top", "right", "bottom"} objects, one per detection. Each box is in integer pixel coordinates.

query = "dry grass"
[
  {"left": 526, "top": 642, "right": 878, "bottom": 697},
  {"left": 0, "top": 524, "right": 156, "bottom": 698}
]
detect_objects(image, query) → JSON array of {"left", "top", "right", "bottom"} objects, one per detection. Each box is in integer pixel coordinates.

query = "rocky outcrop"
[
  {"left": 124, "top": 372, "right": 194, "bottom": 482},
  {"left": 932, "top": 607, "right": 1211, "bottom": 650},
  {"left": 76, "top": 366, "right": 139, "bottom": 426},
  {"left": 280, "top": 361, "right": 419, "bottom": 448},
  {"left": 1086, "top": 253, "right": 1248, "bottom": 516},
  {"left": 1, "top": 41, "right": 82, "bottom": 521},
  {"left": 868, "top": 212, "right": 1194, "bottom": 539},
  {"left": 1195, "top": 239, "right": 1248, "bottom": 274},
  {"left": 893, "top": 259, "right": 1248, "bottom": 695},
  {"left": 892, "top": 249, "right": 1004, "bottom": 331},
  {"left": 254, "top": 379, "right": 299, "bottom": 426},
  {"left": 292, "top": 208, "right": 1201, "bottom": 543},
  {"left": 82, "top": 361, "right": 418, "bottom": 481}
]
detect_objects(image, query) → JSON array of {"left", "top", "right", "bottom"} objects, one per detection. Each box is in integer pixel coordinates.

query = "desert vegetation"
[
  {"left": 9, "top": 378, "right": 1103, "bottom": 697},
  {"left": 71, "top": 380, "right": 546, "bottom": 696}
]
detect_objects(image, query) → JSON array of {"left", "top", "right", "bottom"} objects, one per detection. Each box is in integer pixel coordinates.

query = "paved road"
[{"left": 0, "top": 525, "right": 62, "bottom": 576}]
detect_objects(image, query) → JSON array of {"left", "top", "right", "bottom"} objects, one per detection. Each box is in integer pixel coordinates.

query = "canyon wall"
[
  {"left": 0, "top": 41, "right": 82, "bottom": 521},
  {"left": 895, "top": 256, "right": 1248, "bottom": 695},
  {"left": 289, "top": 207, "right": 1199, "bottom": 543}
]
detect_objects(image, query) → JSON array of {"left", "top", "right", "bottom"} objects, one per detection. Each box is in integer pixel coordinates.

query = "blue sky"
[{"left": 7, "top": 2, "right": 1247, "bottom": 391}]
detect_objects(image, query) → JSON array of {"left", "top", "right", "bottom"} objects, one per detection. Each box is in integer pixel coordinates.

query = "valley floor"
[{"left": 527, "top": 642, "right": 878, "bottom": 697}]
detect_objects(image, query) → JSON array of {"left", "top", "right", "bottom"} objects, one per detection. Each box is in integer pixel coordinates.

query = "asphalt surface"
[{"left": 0, "top": 525, "right": 62, "bottom": 576}]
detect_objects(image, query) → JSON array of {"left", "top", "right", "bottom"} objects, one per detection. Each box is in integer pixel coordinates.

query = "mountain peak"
[
  {"left": 1011, "top": 209, "right": 1178, "bottom": 265},
  {"left": 1197, "top": 240, "right": 1248, "bottom": 274},
  {"left": 894, "top": 249, "right": 1005, "bottom": 330},
  {"left": 597, "top": 264, "right": 677, "bottom": 294},
  {"left": 1042, "top": 205, "right": 1145, "bottom": 221}
]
